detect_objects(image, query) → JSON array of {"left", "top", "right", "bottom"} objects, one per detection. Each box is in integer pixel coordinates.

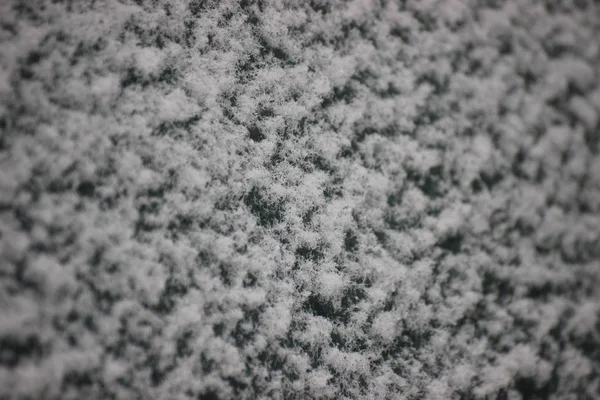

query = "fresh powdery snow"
[{"left": 1, "top": 0, "right": 600, "bottom": 399}]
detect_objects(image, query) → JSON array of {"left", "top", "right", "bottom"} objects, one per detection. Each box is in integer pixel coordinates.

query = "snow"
[{"left": 1, "top": 0, "right": 600, "bottom": 399}]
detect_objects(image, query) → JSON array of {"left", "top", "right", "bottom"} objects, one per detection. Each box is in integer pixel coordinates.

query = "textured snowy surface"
[{"left": 1, "top": 0, "right": 600, "bottom": 399}]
